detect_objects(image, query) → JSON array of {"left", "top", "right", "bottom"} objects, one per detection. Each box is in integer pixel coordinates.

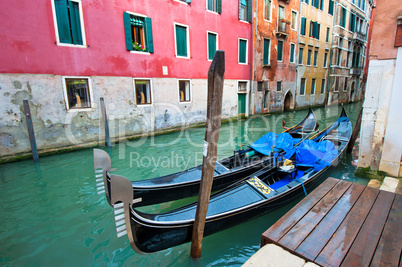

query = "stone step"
[{"left": 367, "top": 176, "right": 401, "bottom": 194}]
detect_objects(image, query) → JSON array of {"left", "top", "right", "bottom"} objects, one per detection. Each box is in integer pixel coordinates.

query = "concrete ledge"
[
  {"left": 380, "top": 177, "right": 399, "bottom": 193},
  {"left": 243, "top": 244, "right": 318, "bottom": 267}
]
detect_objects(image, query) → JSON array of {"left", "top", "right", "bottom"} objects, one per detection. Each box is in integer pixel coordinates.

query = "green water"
[{"left": 0, "top": 102, "right": 367, "bottom": 266}]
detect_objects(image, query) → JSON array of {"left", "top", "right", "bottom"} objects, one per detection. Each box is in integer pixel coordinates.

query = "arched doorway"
[
  {"left": 283, "top": 91, "right": 294, "bottom": 111},
  {"left": 350, "top": 81, "right": 355, "bottom": 102}
]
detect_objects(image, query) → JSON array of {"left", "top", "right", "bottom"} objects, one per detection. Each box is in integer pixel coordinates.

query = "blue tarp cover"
[
  {"left": 295, "top": 139, "right": 338, "bottom": 171},
  {"left": 250, "top": 132, "right": 296, "bottom": 158}
]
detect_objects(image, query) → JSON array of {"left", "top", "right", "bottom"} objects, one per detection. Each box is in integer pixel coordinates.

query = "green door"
[{"left": 238, "top": 94, "right": 246, "bottom": 115}]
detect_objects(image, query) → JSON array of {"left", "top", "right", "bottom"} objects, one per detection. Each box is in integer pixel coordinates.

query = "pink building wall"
[{"left": 0, "top": 0, "right": 251, "bottom": 80}]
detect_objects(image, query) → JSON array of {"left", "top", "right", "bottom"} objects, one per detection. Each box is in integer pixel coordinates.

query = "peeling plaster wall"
[{"left": 0, "top": 74, "right": 239, "bottom": 158}]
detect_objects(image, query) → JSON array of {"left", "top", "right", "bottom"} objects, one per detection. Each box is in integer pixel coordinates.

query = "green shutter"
[
  {"left": 305, "top": 0, "right": 309, "bottom": 4},
  {"left": 247, "top": 0, "right": 252, "bottom": 22},
  {"left": 301, "top": 17, "right": 306, "bottom": 35},
  {"left": 208, "top": 0, "right": 213, "bottom": 11},
  {"left": 68, "top": 1, "right": 83, "bottom": 45},
  {"left": 217, "top": 0, "right": 222, "bottom": 14},
  {"left": 144, "top": 17, "right": 154, "bottom": 53},
  {"left": 320, "top": 0, "right": 324, "bottom": 10},
  {"left": 238, "top": 0, "right": 242, "bottom": 20},
  {"left": 54, "top": 0, "right": 72, "bottom": 44},
  {"left": 185, "top": 0, "right": 191, "bottom": 3},
  {"left": 329, "top": 0, "right": 334, "bottom": 15},
  {"left": 312, "top": 21, "right": 317, "bottom": 38},
  {"left": 176, "top": 25, "right": 187, "bottom": 57},
  {"left": 239, "top": 39, "right": 247, "bottom": 63},
  {"left": 317, "top": 23, "right": 320, "bottom": 39},
  {"left": 208, "top": 33, "right": 217, "bottom": 60},
  {"left": 290, "top": 43, "right": 295, "bottom": 63},
  {"left": 350, "top": 13, "right": 356, "bottom": 32},
  {"left": 341, "top": 8, "right": 347, "bottom": 27},
  {"left": 123, "top": 12, "right": 133, "bottom": 51},
  {"left": 263, "top": 39, "right": 270, "bottom": 65},
  {"left": 277, "top": 40, "right": 283, "bottom": 61},
  {"left": 314, "top": 0, "right": 319, "bottom": 8}
]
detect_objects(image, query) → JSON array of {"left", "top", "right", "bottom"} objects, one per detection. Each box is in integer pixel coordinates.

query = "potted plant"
[{"left": 133, "top": 43, "right": 146, "bottom": 52}]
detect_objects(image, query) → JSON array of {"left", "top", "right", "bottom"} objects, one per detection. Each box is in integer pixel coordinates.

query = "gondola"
[
  {"left": 94, "top": 108, "right": 317, "bottom": 207},
  {"left": 108, "top": 108, "right": 352, "bottom": 254}
]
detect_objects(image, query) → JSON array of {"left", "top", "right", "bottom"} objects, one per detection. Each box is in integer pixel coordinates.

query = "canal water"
[{"left": 0, "top": 102, "right": 367, "bottom": 266}]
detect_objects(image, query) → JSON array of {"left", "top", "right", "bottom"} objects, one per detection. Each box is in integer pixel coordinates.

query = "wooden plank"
[
  {"left": 276, "top": 180, "right": 352, "bottom": 252},
  {"left": 23, "top": 100, "right": 39, "bottom": 163},
  {"left": 312, "top": 186, "right": 379, "bottom": 266},
  {"left": 261, "top": 177, "right": 340, "bottom": 245},
  {"left": 191, "top": 50, "right": 225, "bottom": 259},
  {"left": 340, "top": 190, "right": 395, "bottom": 267},
  {"left": 370, "top": 193, "right": 402, "bottom": 267},
  {"left": 100, "top": 97, "right": 111, "bottom": 148}
]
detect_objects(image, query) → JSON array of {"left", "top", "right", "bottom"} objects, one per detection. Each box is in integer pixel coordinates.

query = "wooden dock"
[{"left": 261, "top": 177, "right": 401, "bottom": 267}]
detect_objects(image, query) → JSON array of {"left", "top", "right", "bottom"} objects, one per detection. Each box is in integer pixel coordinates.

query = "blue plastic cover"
[
  {"left": 250, "top": 132, "right": 296, "bottom": 158},
  {"left": 295, "top": 139, "right": 338, "bottom": 171},
  {"left": 313, "top": 116, "right": 350, "bottom": 141}
]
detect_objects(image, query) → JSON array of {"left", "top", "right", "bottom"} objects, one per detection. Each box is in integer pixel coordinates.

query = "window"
[
  {"left": 238, "top": 81, "right": 247, "bottom": 91},
  {"left": 179, "top": 80, "right": 191, "bottom": 102},
  {"left": 320, "top": 79, "right": 326, "bottom": 94},
  {"left": 340, "top": 7, "right": 347, "bottom": 28},
  {"left": 301, "top": 17, "right": 307, "bottom": 36},
  {"left": 343, "top": 77, "right": 348, "bottom": 92},
  {"left": 347, "top": 41, "right": 352, "bottom": 67},
  {"left": 298, "top": 47, "right": 304, "bottom": 65},
  {"left": 337, "top": 37, "right": 343, "bottom": 66},
  {"left": 313, "top": 49, "right": 318, "bottom": 66},
  {"left": 290, "top": 43, "right": 296, "bottom": 63},
  {"left": 328, "top": 0, "right": 334, "bottom": 15},
  {"left": 307, "top": 49, "right": 312, "bottom": 66},
  {"left": 349, "top": 12, "right": 356, "bottom": 32},
  {"left": 208, "top": 0, "right": 222, "bottom": 13},
  {"left": 239, "top": 0, "right": 252, "bottom": 22},
  {"left": 263, "top": 38, "right": 271, "bottom": 65},
  {"left": 123, "top": 12, "right": 154, "bottom": 53},
  {"left": 175, "top": 23, "right": 189, "bottom": 58},
  {"left": 326, "top": 27, "right": 330, "bottom": 42},
  {"left": 277, "top": 81, "right": 282, "bottom": 92},
  {"left": 278, "top": 6, "right": 285, "bottom": 20},
  {"left": 311, "top": 78, "right": 316, "bottom": 94},
  {"left": 64, "top": 78, "right": 91, "bottom": 109},
  {"left": 334, "top": 77, "right": 339, "bottom": 92},
  {"left": 291, "top": 11, "right": 297, "bottom": 30},
  {"left": 309, "top": 21, "right": 320, "bottom": 39},
  {"left": 277, "top": 40, "right": 283, "bottom": 61},
  {"left": 239, "top": 39, "right": 248, "bottom": 64},
  {"left": 312, "top": 0, "right": 322, "bottom": 9},
  {"left": 207, "top": 32, "right": 218, "bottom": 60},
  {"left": 300, "top": 78, "right": 306, "bottom": 95},
  {"left": 258, "top": 82, "right": 263, "bottom": 92},
  {"left": 135, "top": 80, "right": 152, "bottom": 105},
  {"left": 324, "top": 51, "right": 328, "bottom": 67},
  {"left": 319, "top": 0, "right": 324, "bottom": 11},
  {"left": 53, "top": 0, "right": 85, "bottom": 45},
  {"left": 264, "top": 0, "right": 272, "bottom": 21},
  {"left": 301, "top": 0, "right": 309, "bottom": 3}
]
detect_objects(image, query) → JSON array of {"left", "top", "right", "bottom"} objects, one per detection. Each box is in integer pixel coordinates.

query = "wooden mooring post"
[
  {"left": 23, "top": 100, "right": 39, "bottom": 163},
  {"left": 191, "top": 51, "right": 225, "bottom": 259},
  {"left": 100, "top": 97, "right": 111, "bottom": 148}
]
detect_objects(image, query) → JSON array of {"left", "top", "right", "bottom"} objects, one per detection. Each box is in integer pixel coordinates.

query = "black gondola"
[
  {"left": 94, "top": 108, "right": 317, "bottom": 207},
  {"left": 108, "top": 108, "right": 352, "bottom": 254}
]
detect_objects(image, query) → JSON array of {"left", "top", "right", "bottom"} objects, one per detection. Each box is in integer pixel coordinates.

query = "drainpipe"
[
  {"left": 250, "top": 0, "right": 257, "bottom": 116},
  {"left": 326, "top": 0, "right": 339, "bottom": 106},
  {"left": 295, "top": 0, "right": 302, "bottom": 109}
]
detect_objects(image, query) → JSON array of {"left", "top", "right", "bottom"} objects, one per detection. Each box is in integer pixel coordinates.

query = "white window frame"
[
  {"left": 300, "top": 78, "right": 306, "bottom": 96},
  {"left": 334, "top": 77, "right": 339, "bottom": 92},
  {"left": 277, "top": 40, "right": 284, "bottom": 62},
  {"left": 263, "top": 0, "right": 272, "bottom": 22},
  {"left": 173, "top": 0, "right": 190, "bottom": 5},
  {"left": 62, "top": 76, "right": 94, "bottom": 111},
  {"left": 133, "top": 78, "right": 154, "bottom": 107},
  {"left": 206, "top": 31, "right": 219, "bottom": 61},
  {"left": 291, "top": 10, "right": 298, "bottom": 31},
  {"left": 326, "top": 27, "right": 330, "bottom": 43},
  {"left": 238, "top": 38, "right": 249, "bottom": 65},
  {"left": 177, "top": 79, "right": 192, "bottom": 103},
  {"left": 174, "top": 22, "right": 191, "bottom": 59},
  {"left": 343, "top": 77, "right": 349, "bottom": 92},
  {"left": 311, "top": 78, "right": 316, "bottom": 95},
  {"left": 307, "top": 48, "right": 312, "bottom": 66},
  {"left": 298, "top": 46, "right": 304, "bottom": 65},
  {"left": 324, "top": 50, "right": 329, "bottom": 68},
  {"left": 290, "top": 43, "right": 296, "bottom": 64},
  {"left": 51, "top": 0, "right": 87, "bottom": 48},
  {"left": 206, "top": 0, "right": 220, "bottom": 14},
  {"left": 313, "top": 49, "right": 318, "bottom": 67},
  {"left": 276, "top": 81, "right": 282, "bottom": 92}
]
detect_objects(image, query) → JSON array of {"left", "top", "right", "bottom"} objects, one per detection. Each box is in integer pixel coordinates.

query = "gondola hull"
[{"left": 95, "top": 108, "right": 317, "bottom": 207}]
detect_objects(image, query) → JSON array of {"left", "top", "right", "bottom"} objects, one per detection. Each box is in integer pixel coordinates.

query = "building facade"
[
  {"left": 326, "top": 0, "right": 372, "bottom": 105},
  {"left": 358, "top": 0, "right": 402, "bottom": 177},
  {"left": 296, "top": 0, "right": 334, "bottom": 108},
  {"left": 0, "top": 0, "right": 252, "bottom": 159},
  {"left": 251, "top": 0, "right": 299, "bottom": 114}
]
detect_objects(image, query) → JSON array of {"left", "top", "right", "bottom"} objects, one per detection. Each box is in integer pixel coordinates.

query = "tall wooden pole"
[
  {"left": 23, "top": 100, "right": 39, "bottom": 163},
  {"left": 100, "top": 97, "right": 111, "bottom": 148},
  {"left": 346, "top": 106, "right": 362, "bottom": 153},
  {"left": 191, "top": 51, "right": 225, "bottom": 259}
]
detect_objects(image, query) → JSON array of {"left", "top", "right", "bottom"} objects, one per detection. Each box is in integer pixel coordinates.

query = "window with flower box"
[{"left": 123, "top": 12, "right": 154, "bottom": 53}]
